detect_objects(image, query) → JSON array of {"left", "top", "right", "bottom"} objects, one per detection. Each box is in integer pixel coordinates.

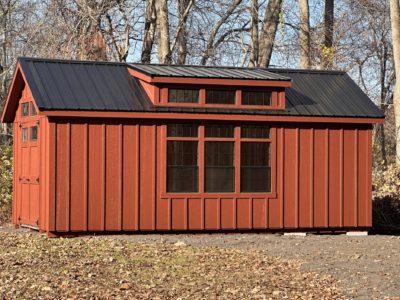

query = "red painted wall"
[{"left": 31, "top": 119, "right": 372, "bottom": 233}]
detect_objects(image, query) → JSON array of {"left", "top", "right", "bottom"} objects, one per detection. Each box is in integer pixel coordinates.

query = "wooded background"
[{"left": 0, "top": 0, "right": 399, "bottom": 168}]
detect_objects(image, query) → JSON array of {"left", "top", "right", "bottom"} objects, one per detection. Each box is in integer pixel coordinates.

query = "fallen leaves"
[{"left": 0, "top": 232, "right": 346, "bottom": 299}]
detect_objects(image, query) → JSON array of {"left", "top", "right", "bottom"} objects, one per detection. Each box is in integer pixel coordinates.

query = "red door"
[{"left": 19, "top": 121, "right": 40, "bottom": 228}]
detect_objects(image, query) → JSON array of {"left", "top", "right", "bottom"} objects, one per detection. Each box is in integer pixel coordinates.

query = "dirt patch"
[
  {"left": 0, "top": 229, "right": 344, "bottom": 299},
  {"left": 110, "top": 233, "right": 400, "bottom": 300}
]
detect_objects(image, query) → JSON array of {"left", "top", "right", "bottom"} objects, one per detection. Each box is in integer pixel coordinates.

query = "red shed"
[{"left": 1, "top": 58, "right": 384, "bottom": 236}]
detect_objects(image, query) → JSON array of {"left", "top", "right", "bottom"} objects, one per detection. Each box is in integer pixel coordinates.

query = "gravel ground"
[
  {"left": 108, "top": 233, "right": 400, "bottom": 300},
  {"left": 0, "top": 228, "right": 345, "bottom": 299},
  {"left": 1, "top": 226, "right": 399, "bottom": 299}
]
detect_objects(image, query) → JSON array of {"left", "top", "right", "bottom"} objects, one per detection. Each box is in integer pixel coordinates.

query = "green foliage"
[{"left": 0, "top": 145, "right": 13, "bottom": 224}]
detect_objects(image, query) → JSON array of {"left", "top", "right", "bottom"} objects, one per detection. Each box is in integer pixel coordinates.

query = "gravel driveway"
[{"left": 109, "top": 233, "right": 400, "bottom": 299}]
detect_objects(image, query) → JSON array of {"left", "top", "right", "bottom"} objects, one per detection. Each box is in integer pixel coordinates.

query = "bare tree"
[
  {"left": 322, "top": 0, "right": 334, "bottom": 69},
  {"left": 155, "top": 0, "right": 171, "bottom": 64},
  {"left": 258, "top": 0, "right": 282, "bottom": 67},
  {"left": 200, "top": 0, "right": 243, "bottom": 65},
  {"left": 299, "top": 0, "right": 311, "bottom": 68},
  {"left": 175, "top": 0, "right": 192, "bottom": 64},
  {"left": 249, "top": 0, "right": 259, "bottom": 67},
  {"left": 141, "top": 0, "right": 156, "bottom": 63},
  {"left": 390, "top": 0, "right": 400, "bottom": 164}
]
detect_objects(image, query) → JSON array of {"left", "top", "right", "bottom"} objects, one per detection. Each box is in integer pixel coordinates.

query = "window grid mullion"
[
  {"left": 199, "top": 125, "right": 205, "bottom": 193},
  {"left": 235, "top": 126, "right": 241, "bottom": 194}
]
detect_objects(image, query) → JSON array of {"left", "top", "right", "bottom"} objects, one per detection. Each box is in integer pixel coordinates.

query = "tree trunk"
[
  {"left": 141, "top": 0, "right": 156, "bottom": 63},
  {"left": 322, "top": 0, "right": 334, "bottom": 69},
  {"left": 258, "top": 0, "right": 282, "bottom": 67},
  {"left": 176, "top": 0, "right": 190, "bottom": 64},
  {"left": 250, "top": 0, "right": 259, "bottom": 67},
  {"left": 299, "top": 0, "right": 311, "bottom": 69},
  {"left": 390, "top": 0, "right": 400, "bottom": 165},
  {"left": 155, "top": 0, "right": 171, "bottom": 64}
]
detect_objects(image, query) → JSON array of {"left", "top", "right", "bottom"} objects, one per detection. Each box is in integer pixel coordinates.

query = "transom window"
[
  {"left": 168, "top": 88, "right": 199, "bottom": 103},
  {"left": 166, "top": 124, "right": 272, "bottom": 193}
]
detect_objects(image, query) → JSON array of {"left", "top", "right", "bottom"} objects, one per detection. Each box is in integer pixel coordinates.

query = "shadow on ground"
[{"left": 372, "top": 197, "right": 400, "bottom": 235}]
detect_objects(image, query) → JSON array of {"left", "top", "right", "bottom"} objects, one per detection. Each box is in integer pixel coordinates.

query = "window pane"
[
  {"left": 241, "top": 142, "right": 271, "bottom": 192},
  {"left": 169, "top": 88, "right": 199, "bottom": 103},
  {"left": 30, "top": 102, "right": 37, "bottom": 116},
  {"left": 242, "top": 90, "right": 272, "bottom": 106},
  {"left": 22, "top": 128, "right": 28, "bottom": 143},
  {"left": 205, "top": 124, "right": 234, "bottom": 138},
  {"left": 21, "top": 103, "right": 29, "bottom": 117},
  {"left": 167, "top": 124, "right": 198, "bottom": 137},
  {"left": 241, "top": 125, "right": 270, "bottom": 139},
  {"left": 30, "top": 126, "right": 38, "bottom": 141},
  {"left": 205, "top": 89, "right": 236, "bottom": 104},
  {"left": 167, "top": 141, "right": 198, "bottom": 192},
  {"left": 205, "top": 142, "right": 234, "bottom": 192}
]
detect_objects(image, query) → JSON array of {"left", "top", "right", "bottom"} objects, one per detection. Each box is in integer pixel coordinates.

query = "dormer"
[{"left": 127, "top": 64, "right": 292, "bottom": 110}]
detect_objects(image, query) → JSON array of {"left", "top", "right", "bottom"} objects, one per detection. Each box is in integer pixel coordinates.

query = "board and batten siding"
[{"left": 45, "top": 119, "right": 372, "bottom": 233}]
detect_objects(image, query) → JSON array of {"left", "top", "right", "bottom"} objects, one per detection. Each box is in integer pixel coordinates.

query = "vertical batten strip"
[
  {"left": 152, "top": 125, "right": 157, "bottom": 230},
  {"left": 295, "top": 128, "right": 300, "bottom": 228},
  {"left": 135, "top": 125, "right": 140, "bottom": 230},
  {"left": 119, "top": 124, "right": 123, "bottom": 231},
  {"left": 310, "top": 128, "right": 314, "bottom": 227},
  {"left": 83, "top": 123, "right": 88, "bottom": 231},
  {"left": 67, "top": 122, "right": 71, "bottom": 231},
  {"left": 354, "top": 129, "right": 358, "bottom": 227},
  {"left": 340, "top": 128, "right": 344, "bottom": 227},
  {"left": 367, "top": 129, "right": 372, "bottom": 226},
  {"left": 280, "top": 127, "right": 284, "bottom": 228},
  {"left": 102, "top": 124, "right": 106, "bottom": 231},
  {"left": 49, "top": 122, "right": 56, "bottom": 232},
  {"left": 325, "top": 128, "right": 329, "bottom": 227},
  {"left": 185, "top": 198, "right": 188, "bottom": 230}
]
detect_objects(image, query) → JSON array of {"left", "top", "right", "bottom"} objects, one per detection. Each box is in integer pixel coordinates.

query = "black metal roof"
[
  {"left": 129, "top": 63, "right": 291, "bottom": 81},
  {"left": 17, "top": 57, "right": 384, "bottom": 119},
  {"left": 19, "top": 58, "right": 151, "bottom": 111}
]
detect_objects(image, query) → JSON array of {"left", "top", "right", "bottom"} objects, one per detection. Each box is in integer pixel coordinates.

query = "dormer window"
[
  {"left": 205, "top": 89, "right": 236, "bottom": 104},
  {"left": 242, "top": 90, "right": 272, "bottom": 106},
  {"left": 168, "top": 88, "right": 199, "bottom": 103}
]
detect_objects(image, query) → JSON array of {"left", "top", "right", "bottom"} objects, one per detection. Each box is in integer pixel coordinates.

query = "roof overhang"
[
  {"left": 127, "top": 68, "right": 292, "bottom": 88},
  {"left": 1, "top": 63, "right": 26, "bottom": 123},
  {"left": 40, "top": 110, "right": 384, "bottom": 124}
]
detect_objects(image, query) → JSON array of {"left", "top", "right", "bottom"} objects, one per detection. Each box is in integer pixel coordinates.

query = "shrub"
[
  {"left": 372, "top": 164, "right": 400, "bottom": 233},
  {"left": 0, "top": 145, "right": 13, "bottom": 225}
]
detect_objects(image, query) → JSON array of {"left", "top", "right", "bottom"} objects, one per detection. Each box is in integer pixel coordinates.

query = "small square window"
[
  {"left": 30, "top": 126, "right": 38, "bottom": 141},
  {"left": 22, "top": 128, "right": 28, "bottom": 143},
  {"left": 30, "top": 102, "right": 37, "bottom": 116},
  {"left": 21, "top": 103, "right": 29, "bottom": 117}
]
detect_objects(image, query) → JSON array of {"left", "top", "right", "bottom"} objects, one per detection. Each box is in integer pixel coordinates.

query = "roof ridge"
[
  {"left": 18, "top": 57, "right": 127, "bottom": 66},
  {"left": 267, "top": 68, "right": 346, "bottom": 75},
  {"left": 18, "top": 57, "right": 346, "bottom": 75}
]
